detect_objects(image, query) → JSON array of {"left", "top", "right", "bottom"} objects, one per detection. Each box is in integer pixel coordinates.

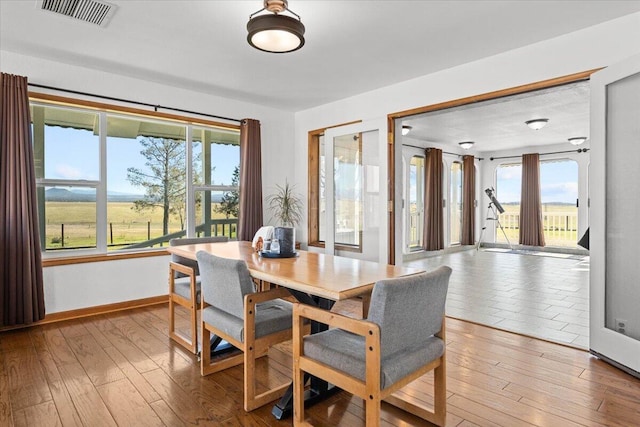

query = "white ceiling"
[
  {"left": 402, "top": 80, "right": 591, "bottom": 153},
  {"left": 2, "top": 0, "right": 640, "bottom": 113}
]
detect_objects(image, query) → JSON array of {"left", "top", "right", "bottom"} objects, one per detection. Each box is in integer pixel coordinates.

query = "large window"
[
  {"left": 540, "top": 159, "right": 578, "bottom": 247},
  {"left": 495, "top": 159, "right": 579, "bottom": 247},
  {"left": 407, "top": 155, "right": 424, "bottom": 251},
  {"left": 495, "top": 163, "right": 522, "bottom": 243},
  {"left": 192, "top": 126, "right": 240, "bottom": 238},
  {"left": 333, "top": 133, "right": 363, "bottom": 247},
  {"left": 308, "top": 126, "right": 365, "bottom": 251},
  {"left": 106, "top": 115, "right": 187, "bottom": 249},
  {"left": 450, "top": 161, "right": 462, "bottom": 245},
  {"left": 32, "top": 100, "right": 240, "bottom": 254}
]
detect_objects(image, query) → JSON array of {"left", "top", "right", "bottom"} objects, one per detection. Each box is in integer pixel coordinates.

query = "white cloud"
[
  {"left": 54, "top": 164, "right": 84, "bottom": 179},
  {"left": 542, "top": 181, "right": 578, "bottom": 202}
]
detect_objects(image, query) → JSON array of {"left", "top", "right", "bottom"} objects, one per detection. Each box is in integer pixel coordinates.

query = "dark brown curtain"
[
  {"left": 461, "top": 155, "right": 475, "bottom": 245},
  {"left": 423, "top": 148, "right": 444, "bottom": 251},
  {"left": 0, "top": 73, "right": 45, "bottom": 326},
  {"left": 237, "top": 118, "right": 263, "bottom": 241},
  {"left": 519, "top": 153, "right": 545, "bottom": 246}
]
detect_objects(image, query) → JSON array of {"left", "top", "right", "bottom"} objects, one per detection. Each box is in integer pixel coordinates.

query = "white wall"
[
  {"left": 1, "top": 50, "right": 295, "bottom": 314},
  {"left": 42, "top": 255, "right": 171, "bottom": 313},
  {"left": 294, "top": 13, "right": 640, "bottom": 263}
]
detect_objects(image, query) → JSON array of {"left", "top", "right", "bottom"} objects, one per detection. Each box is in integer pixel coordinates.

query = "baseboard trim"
[
  {"left": 590, "top": 349, "right": 640, "bottom": 379},
  {"left": 0, "top": 295, "right": 168, "bottom": 332}
]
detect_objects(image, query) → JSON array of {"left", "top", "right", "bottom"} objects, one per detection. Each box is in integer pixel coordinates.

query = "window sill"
[{"left": 42, "top": 249, "right": 169, "bottom": 267}]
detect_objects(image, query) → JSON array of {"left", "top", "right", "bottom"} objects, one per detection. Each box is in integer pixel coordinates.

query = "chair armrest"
[
  {"left": 293, "top": 303, "right": 379, "bottom": 338},
  {"left": 169, "top": 262, "right": 198, "bottom": 306},
  {"left": 169, "top": 261, "right": 196, "bottom": 277},
  {"left": 244, "top": 287, "right": 291, "bottom": 307}
]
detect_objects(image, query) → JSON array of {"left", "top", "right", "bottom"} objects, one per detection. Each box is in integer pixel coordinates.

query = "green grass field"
[
  {"left": 495, "top": 204, "right": 578, "bottom": 246},
  {"left": 407, "top": 203, "right": 580, "bottom": 247},
  {"left": 43, "top": 202, "right": 236, "bottom": 251}
]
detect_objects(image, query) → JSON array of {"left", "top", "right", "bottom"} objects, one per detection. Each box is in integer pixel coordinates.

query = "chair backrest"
[
  {"left": 367, "top": 266, "right": 451, "bottom": 359},
  {"left": 196, "top": 250, "right": 256, "bottom": 319},
  {"left": 169, "top": 236, "right": 229, "bottom": 276}
]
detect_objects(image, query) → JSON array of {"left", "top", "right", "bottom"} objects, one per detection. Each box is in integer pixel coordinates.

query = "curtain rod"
[
  {"left": 489, "top": 148, "right": 589, "bottom": 161},
  {"left": 402, "top": 143, "right": 484, "bottom": 161},
  {"left": 27, "top": 82, "right": 242, "bottom": 124}
]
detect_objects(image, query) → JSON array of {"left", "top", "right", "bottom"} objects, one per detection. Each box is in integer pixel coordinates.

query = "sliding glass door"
[{"left": 323, "top": 121, "right": 387, "bottom": 263}]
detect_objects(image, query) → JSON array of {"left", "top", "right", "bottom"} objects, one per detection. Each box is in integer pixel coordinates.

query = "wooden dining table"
[
  {"left": 166, "top": 240, "right": 422, "bottom": 301},
  {"left": 166, "top": 240, "right": 424, "bottom": 418}
]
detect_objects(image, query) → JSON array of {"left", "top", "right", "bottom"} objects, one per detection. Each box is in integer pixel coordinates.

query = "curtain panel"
[
  {"left": 461, "top": 155, "right": 475, "bottom": 245},
  {"left": 423, "top": 148, "right": 444, "bottom": 251},
  {"left": 519, "top": 153, "right": 546, "bottom": 246},
  {"left": 237, "top": 118, "right": 263, "bottom": 241},
  {"left": 0, "top": 72, "right": 46, "bottom": 326}
]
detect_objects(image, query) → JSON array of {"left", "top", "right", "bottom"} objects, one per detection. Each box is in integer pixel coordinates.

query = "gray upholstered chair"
[
  {"left": 197, "top": 250, "right": 294, "bottom": 412},
  {"left": 168, "top": 236, "right": 229, "bottom": 354},
  {"left": 292, "top": 266, "right": 452, "bottom": 427}
]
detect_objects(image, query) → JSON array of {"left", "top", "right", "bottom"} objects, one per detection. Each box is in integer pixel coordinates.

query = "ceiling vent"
[{"left": 36, "top": 0, "right": 116, "bottom": 27}]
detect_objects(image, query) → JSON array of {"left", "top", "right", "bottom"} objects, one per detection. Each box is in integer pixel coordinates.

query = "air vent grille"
[{"left": 37, "top": 0, "right": 116, "bottom": 27}]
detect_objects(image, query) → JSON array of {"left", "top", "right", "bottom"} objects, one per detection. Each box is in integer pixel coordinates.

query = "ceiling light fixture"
[
  {"left": 247, "top": 0, "right": 305, "bottom": 53},
  {"left": 402, "top": 125, "right": 412, "bottom": 136},
  {"left": 568, "top": 137, "right": 587, "bottom": 145},
  {"left": 459, "top": 141, "right": 474, "bottom": 150},
  {"left": 525, "top": 118, "right": 549, "bottom": 130}
]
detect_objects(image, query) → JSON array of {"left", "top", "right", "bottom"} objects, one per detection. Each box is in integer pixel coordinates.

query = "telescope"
[
  {"left": 484, "top": 187, "right": 505, "bottom": 214},
  {"left": 477, "top": 187, "right": 512, "bottom": 250}
]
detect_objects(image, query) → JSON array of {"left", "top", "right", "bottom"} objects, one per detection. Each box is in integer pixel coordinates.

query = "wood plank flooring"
[{"left": 1, "top": 301, "right": 639, "bottom": 426}]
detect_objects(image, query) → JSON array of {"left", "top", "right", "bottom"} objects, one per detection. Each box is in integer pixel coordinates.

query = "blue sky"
[
  {"left": 496, "top": 160, "right": 578, "bottom": 204},
  {"left": 406, "top": 159, "right": 578, "bottom": 206},
  {"left": 43, "top": 126, "right": 239, "bottom": 194}
]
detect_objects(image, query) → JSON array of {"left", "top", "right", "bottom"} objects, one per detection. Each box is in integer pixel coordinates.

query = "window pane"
[
  {"left": 194, "top": 190, "right": 238, "bottom": 239},
  {"left": 319, "top": 135, "right": 326, "bottom": 242},
  {"left": 334, "top": 133, "right": 362, "bottom": 246},
  {"left": 540, "top": 159, "right": 578, "bottom": 247},
  {"left": 40, "top": 186, "right": 96, "bottom": 250},
  {"left": 495, "top": 163, "right": 521, "bottom": 243},
  {"left": 450, "top": 161, "right": 462, "bottom": 245},
  {"left": 408, "top": 155, "right": 424, "bottom": 250},
  {"left": 106, "top": 116, "right": 186, "bottom": 250},
  {"left": 192, "top": 127, "right": 240, "bottom": 186},
  {"left": 31, "top": 105, "right": 99, "bottom": 180}
]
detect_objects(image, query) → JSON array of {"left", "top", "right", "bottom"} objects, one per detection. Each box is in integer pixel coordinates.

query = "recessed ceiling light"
[
  {"left": 402, "top": 125, "right": 412, "bottom": 136},
  {"left": 459, "top": 141, "right": 474, "bottom": 150},
  {"left": 525, "top": 118, "right": 549, "bottom": 130},
  {"left": 568, "top": 137, "right": 587, "bottom": 145}
]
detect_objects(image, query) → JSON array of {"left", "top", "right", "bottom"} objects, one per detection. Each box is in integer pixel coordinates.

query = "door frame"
[{"left": 387, "top": 68, "right": 600, "bottom": 265}]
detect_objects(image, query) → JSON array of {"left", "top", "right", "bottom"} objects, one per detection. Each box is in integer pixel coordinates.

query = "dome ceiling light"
[
  {"left": 525, "top": 118, "right": 549, "bottom": 130},
  {"left": 247, "top": 0, "right": 305, "bottom": 53},
  {"left": 459, "top": 141, "right": 474, "bottom": 150},
  {"left": 568, "top": 137, "right": 588, "bottom": 145},
  {"left": 402, "top": 125, "right": 412, "bottom": 136}
]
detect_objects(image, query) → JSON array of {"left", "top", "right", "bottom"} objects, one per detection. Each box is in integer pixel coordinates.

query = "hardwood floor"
[{"left": 1, "top": 301, "right": 639, "bottom": 426}]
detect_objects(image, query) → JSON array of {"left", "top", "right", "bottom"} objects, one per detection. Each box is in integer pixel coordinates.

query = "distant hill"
[
  {"left": 46, "top": 188, "right": 143, "bottom": 202},
  {"left": 45, "top": 188, "right": 224, "bottom": 203}
]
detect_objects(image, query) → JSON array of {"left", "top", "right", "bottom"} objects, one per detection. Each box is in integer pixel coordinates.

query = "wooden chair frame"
[
  {"left": 292, "top": 303, "right": 446, "bottom": 427},
  {"left": 168, "top": 261, "right": 199, "bottom": 354},
  {"left": 201, "top": 287, "right": 293, "bottom": 412}
]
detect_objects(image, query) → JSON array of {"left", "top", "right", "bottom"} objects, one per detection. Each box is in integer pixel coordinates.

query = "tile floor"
[{"left": 405, "top": 249, "right": 590, "bottom": 349}]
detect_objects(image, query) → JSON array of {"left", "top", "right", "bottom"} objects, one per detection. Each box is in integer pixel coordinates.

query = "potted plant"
[{"left": 266, "top": 180, "right": 302, "bottom": 254}]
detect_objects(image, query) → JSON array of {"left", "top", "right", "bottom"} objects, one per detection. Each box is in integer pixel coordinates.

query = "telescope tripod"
[{"left": 476, "top": 202, "right": 513, "bottom": 250}]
